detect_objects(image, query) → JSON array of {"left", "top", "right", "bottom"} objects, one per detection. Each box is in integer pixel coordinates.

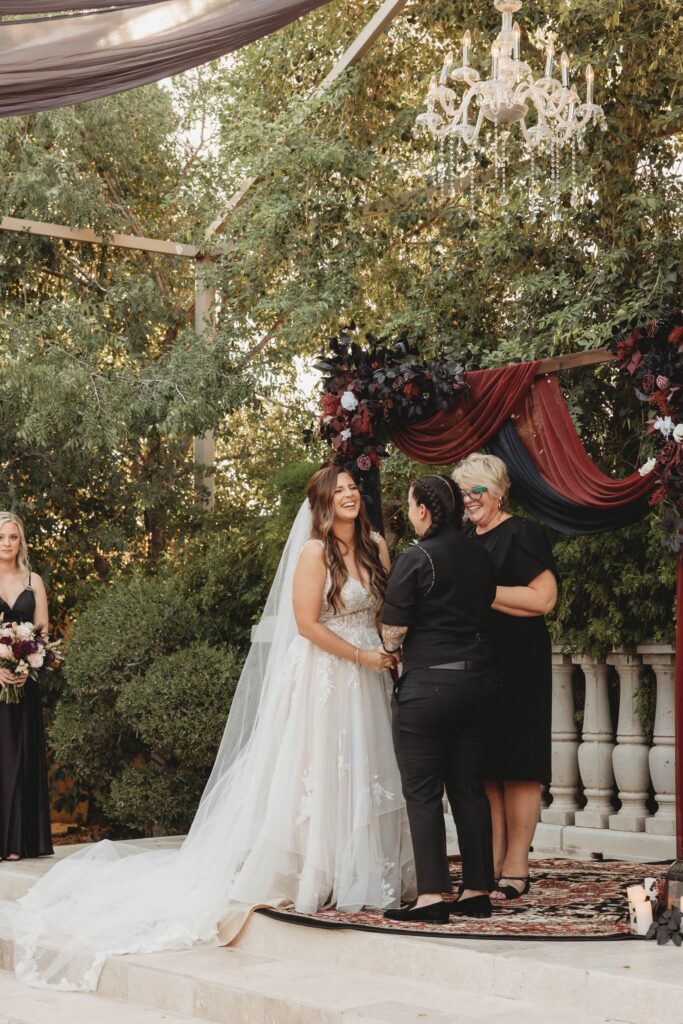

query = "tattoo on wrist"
[{"left": 381, "top": 624, "right": 407, "bottom": 654}]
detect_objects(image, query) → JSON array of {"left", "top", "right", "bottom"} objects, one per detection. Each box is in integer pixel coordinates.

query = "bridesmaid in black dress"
[
  {"left": 452, "top": 455, "right": 558, "bottom": 902},
  {"left": 0, "top": 513, "right": 53, "bottom": 861}
]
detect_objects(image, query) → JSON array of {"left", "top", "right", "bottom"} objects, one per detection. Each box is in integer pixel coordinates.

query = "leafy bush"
[{"left": 51, "top": 513, "right": 273, "bottom": 835}]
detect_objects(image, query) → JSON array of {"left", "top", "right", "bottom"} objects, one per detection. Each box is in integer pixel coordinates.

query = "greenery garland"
[
  {"left": 608, "top": 308, "right": 683, "bottom": 549},
  {"left": 314, "top": 328, "right": 468, "bottom": 475}
]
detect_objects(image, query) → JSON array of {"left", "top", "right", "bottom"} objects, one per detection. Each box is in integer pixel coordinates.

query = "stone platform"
[{"left": 0, "top": 840, "right": 682, "bottom": 1024}]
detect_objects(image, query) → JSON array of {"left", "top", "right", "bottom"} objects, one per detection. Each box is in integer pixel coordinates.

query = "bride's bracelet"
[{"left": 354, "top": 647, "right": 362, "bottom": 667}]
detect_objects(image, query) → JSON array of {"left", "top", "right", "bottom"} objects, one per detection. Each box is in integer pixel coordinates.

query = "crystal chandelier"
[{"left": 415, "top": 0, "right": 606, "bottom": 216}]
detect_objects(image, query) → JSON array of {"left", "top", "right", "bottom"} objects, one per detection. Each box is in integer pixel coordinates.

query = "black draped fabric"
[
  {"left": 0, "top": 0, "right": 336, "bottom": 118},
  {"left": 487, "top": 420, "right": 652, "bottom": 535},
  {"left": 0, "top": 587, "right": 53, "bottom": 860}
]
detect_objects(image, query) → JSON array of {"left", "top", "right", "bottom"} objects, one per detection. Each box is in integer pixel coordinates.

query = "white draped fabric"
[{"left": 0, "top": 0, "right": 334, "bottom": 117}]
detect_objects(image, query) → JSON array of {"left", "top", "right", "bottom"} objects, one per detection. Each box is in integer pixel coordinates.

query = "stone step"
[
  {"left": 0, "top": 969, "right": 203, "bottom": 1024},
  {"left": 0, "top": 941, "right": 621, "bottom": 1024},
  {"left": 0, "top": 843, "right": 680, "bottom": 1024}
]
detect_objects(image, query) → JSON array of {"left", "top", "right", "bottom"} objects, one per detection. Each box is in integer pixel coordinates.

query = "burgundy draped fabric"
[
  {"left": 391, "top": 361, "right": 655, "bottom": 508},
  {"left": 0, "top": 0, "right": 335, "bottom": 118},
  {"left": 391, "top": 362, "right": 539, "bottom": 465},
  {"left": 513, "top": 374, "right": 654, "bottom": 507}
]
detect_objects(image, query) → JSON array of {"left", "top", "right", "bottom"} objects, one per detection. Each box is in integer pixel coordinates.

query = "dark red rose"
[
  {"left": 356, "top": 454, "right": 372, "bottom": 471},
  {"left": 403, "top": 382, "right": 420, "bottom": 398},
  {"left": 641, "top": 373, "right": 656, "bottom": 394},
  {"left": 668, "top": 325, "right": 683, "bottom": 348},
  {"left": 322, "top": 393, "right": 339, "bottom": 415}
]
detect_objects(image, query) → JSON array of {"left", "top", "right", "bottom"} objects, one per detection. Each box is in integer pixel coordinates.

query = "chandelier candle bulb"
[
  {"left": 545, "top": 41, "right": 554, "bottom": 78},
  {"left": 440, "top": 52, "right": 453, "bottom": 86},
  {"left": 585, "top": 64, "right": 594, "bottom": 104},
  {"left": 462, "top": 30, "right": 471, "bottom": 67},
  {"left": 561, "top": 51, "right": 570, "bottom": 87},
  {"left": 492, "top": 42, "right": 500, "bottom": 79},
  {"left": 513, "top": 22, "right": 521, "bottom": 60}
]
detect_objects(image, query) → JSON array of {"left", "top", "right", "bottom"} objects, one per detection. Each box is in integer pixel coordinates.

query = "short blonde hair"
[
  {"left": 451, "top": 453, "right": 510, "bottom": 502},
  {"left": 0, "top": 512, "right": 31, "bottom": 579}
]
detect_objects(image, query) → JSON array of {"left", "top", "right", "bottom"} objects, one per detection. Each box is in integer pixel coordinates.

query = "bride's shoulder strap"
[
  {"left": 370, "top": 531, "right": 382, "bottom": 545},
  {"left": 299, "top": 537, "right": 324, "bottom": 556}
]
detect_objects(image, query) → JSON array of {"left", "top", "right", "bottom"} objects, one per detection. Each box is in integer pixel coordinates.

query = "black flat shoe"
[
  {"left": 449, "top": 894, "right": 491, "bottom": 918},
  {"left": 495, "top": 876, "right": 530, "bottom": 901},
  {"left": 384, "top": 900, "right": 450, "bottom": 924}
]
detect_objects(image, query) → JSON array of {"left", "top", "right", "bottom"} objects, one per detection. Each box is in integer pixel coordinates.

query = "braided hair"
[{"left": 410, "top": 475, "right": 464, "bottom": 538}]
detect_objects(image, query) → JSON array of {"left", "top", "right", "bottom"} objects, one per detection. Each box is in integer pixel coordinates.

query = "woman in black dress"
[
  {"left": 0, "top": 513, "right": 53, "bottom": 861},
  {"left": 452, "top": 455, "right": 558, "bottom": 901}
]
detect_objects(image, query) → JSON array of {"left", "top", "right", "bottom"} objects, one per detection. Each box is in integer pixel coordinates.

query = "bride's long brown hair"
[{"left": 307, "top": 464, "right": 386, "bottom": 613}]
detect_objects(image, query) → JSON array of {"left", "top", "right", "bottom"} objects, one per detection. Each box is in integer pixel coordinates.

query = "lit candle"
[
  {"left": 635, "top": 901, "right": 653, "bottom": 936},
  {"left": 585, "top": 63, "right": 594, "bottom": 104},
  {"left": 462, "top": 30, "right": 471, "bottom": 68},
  {"left": 491, "top": 42, "right": 500, "bottom": 80},
  {"left": 544, "top": 41, "right": 554, "bottom": 78},
  {"left": 429, "top": 76, "right": 438, "bottom": 94},
  {"left": 513, "top": 22, "right": 521, "bottom": 61},
  {"left": 561, "top": 51, "right": 570, "bottom": 88},
  {"left": 627, "top": 884, "right": 647, "bottom": 904},
  {"left": 440, "top": 51, "right": 453, "bottom": 86}
]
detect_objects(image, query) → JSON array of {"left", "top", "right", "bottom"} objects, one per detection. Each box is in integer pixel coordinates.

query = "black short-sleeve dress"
[
  {"left": 473, "top": 517, "right": 558, "bottom": 784},
  {"left": 0, "top": 583, "right": 53, "bottom": 859}
]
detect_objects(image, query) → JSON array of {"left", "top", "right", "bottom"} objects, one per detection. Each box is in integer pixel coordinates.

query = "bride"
[{"left": 0, "top": 463, "right": 414, "bottom": 991}]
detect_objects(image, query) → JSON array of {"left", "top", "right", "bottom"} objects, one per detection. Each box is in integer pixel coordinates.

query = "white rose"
[
  {"left": 673, "top": 423, "right": 683, "bottom": 443},
  {"left": 27, "top": 652, "right": 44, "bottom": 669},
  {"left": 14, "top": 624, "right": 33, "bottom": 639},
  {"left": 654, "top": 416, "right": 674, "bottom": 438},
  {"left": 340, "top": 428, "right": 352, "bottom": 441},
  {"left": 340, "top": 391, "right": 358, "bottom": 412},
  {"left": 638, "top": 457, "right": 657, "bottom": 476}
]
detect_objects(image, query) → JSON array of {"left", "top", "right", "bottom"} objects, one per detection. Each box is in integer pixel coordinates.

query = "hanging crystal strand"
[
  {"left": 447, "top": 134, "right": 456, "bottom": 197},
  {"left": 439, "top": 136, "right": 446, "bottom": 192},
  {"left": 552, "top": 139, "right": 561, "bottom": 221},
  {"left": 469, "top": 154, "right": 476, "bottom": 223},
  {"left": 493, "top": 119, "right": 500, "bottom": 187},
  {"left": 528, "top": 148, "right": 537, "bottom": 222},
  {"left": 570, "top": 135, "right": 578, "bottom": 207},
  {"left": 500, "top": 130, "right": 509, "bottom": 206}
]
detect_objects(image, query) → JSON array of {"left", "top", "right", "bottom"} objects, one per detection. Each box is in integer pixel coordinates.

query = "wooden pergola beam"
[
  {"left": 0, "top": 215, "right": 200, "bottom": 259},
  {"left": 534, "top": 347, "right": 613, "bottom": 375}
]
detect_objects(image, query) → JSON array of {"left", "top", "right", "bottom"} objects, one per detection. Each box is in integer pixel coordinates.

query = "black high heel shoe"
[
  {"left": 449, "top": 894, "right": 491, "bottom": 918},
  {"left": 495, "top": 876, "right": 531, "bottom": 901},
  {"left": 384, "top": 900, "right": 450, "bottom": 924}
]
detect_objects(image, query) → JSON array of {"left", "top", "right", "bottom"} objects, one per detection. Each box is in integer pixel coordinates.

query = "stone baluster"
[
  {"left": 639, "top": 644, "right": 676, "bottom": 836},
  {"left": 606, "top": 651, "right": 650, "bottom": 831},
  {"left": 574, "top": 656, "right": 615, "bottom": 828},
  {"left": 541, "top": 649, "right": 580, "bottom": 825}
]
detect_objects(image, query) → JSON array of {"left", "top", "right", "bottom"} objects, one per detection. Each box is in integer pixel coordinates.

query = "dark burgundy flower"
[{"left": 641, "top": 373, "right": 656, "bottom": 394}]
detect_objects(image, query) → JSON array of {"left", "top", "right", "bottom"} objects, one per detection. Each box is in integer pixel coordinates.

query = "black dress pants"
[{"left": 392, "top": 668, "right": 497, "bottom": 895}]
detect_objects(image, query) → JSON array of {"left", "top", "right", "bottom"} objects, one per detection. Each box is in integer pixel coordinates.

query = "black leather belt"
[{"left": 426, "top": 660, "right": 492, "bottom": 672}]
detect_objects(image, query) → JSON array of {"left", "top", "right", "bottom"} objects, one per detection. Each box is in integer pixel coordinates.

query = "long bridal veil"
[{"left": 0, "top": 501, "right": 315, "bottom": 991}]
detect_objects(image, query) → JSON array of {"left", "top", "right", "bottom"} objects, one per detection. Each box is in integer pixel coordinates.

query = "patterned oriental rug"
[{"left": 258, "top": 859, "right": 666, "bottom": 941}]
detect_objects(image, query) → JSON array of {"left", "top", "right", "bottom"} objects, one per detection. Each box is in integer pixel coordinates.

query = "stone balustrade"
[{"left": 537, "top": 644, "right": 677, "bottom": 862}]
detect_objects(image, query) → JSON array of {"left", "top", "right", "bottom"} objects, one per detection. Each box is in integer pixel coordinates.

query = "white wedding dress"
[{"left": 0, "top": 504, "right": 414, "bottom": 991}]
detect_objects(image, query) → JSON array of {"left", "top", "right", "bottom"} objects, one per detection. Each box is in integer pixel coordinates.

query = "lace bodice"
[{"left": 320, "top": 575, "right": 378, "bottom": 632}]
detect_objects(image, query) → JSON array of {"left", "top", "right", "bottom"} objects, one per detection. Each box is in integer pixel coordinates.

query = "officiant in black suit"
[{"left": 380, "top": 475, "right": 498, "bottom": 923}]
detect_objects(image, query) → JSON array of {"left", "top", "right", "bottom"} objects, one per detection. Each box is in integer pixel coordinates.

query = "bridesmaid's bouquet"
[{"left": 0, "top": 620, "right": 62, "bottom": 704}]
